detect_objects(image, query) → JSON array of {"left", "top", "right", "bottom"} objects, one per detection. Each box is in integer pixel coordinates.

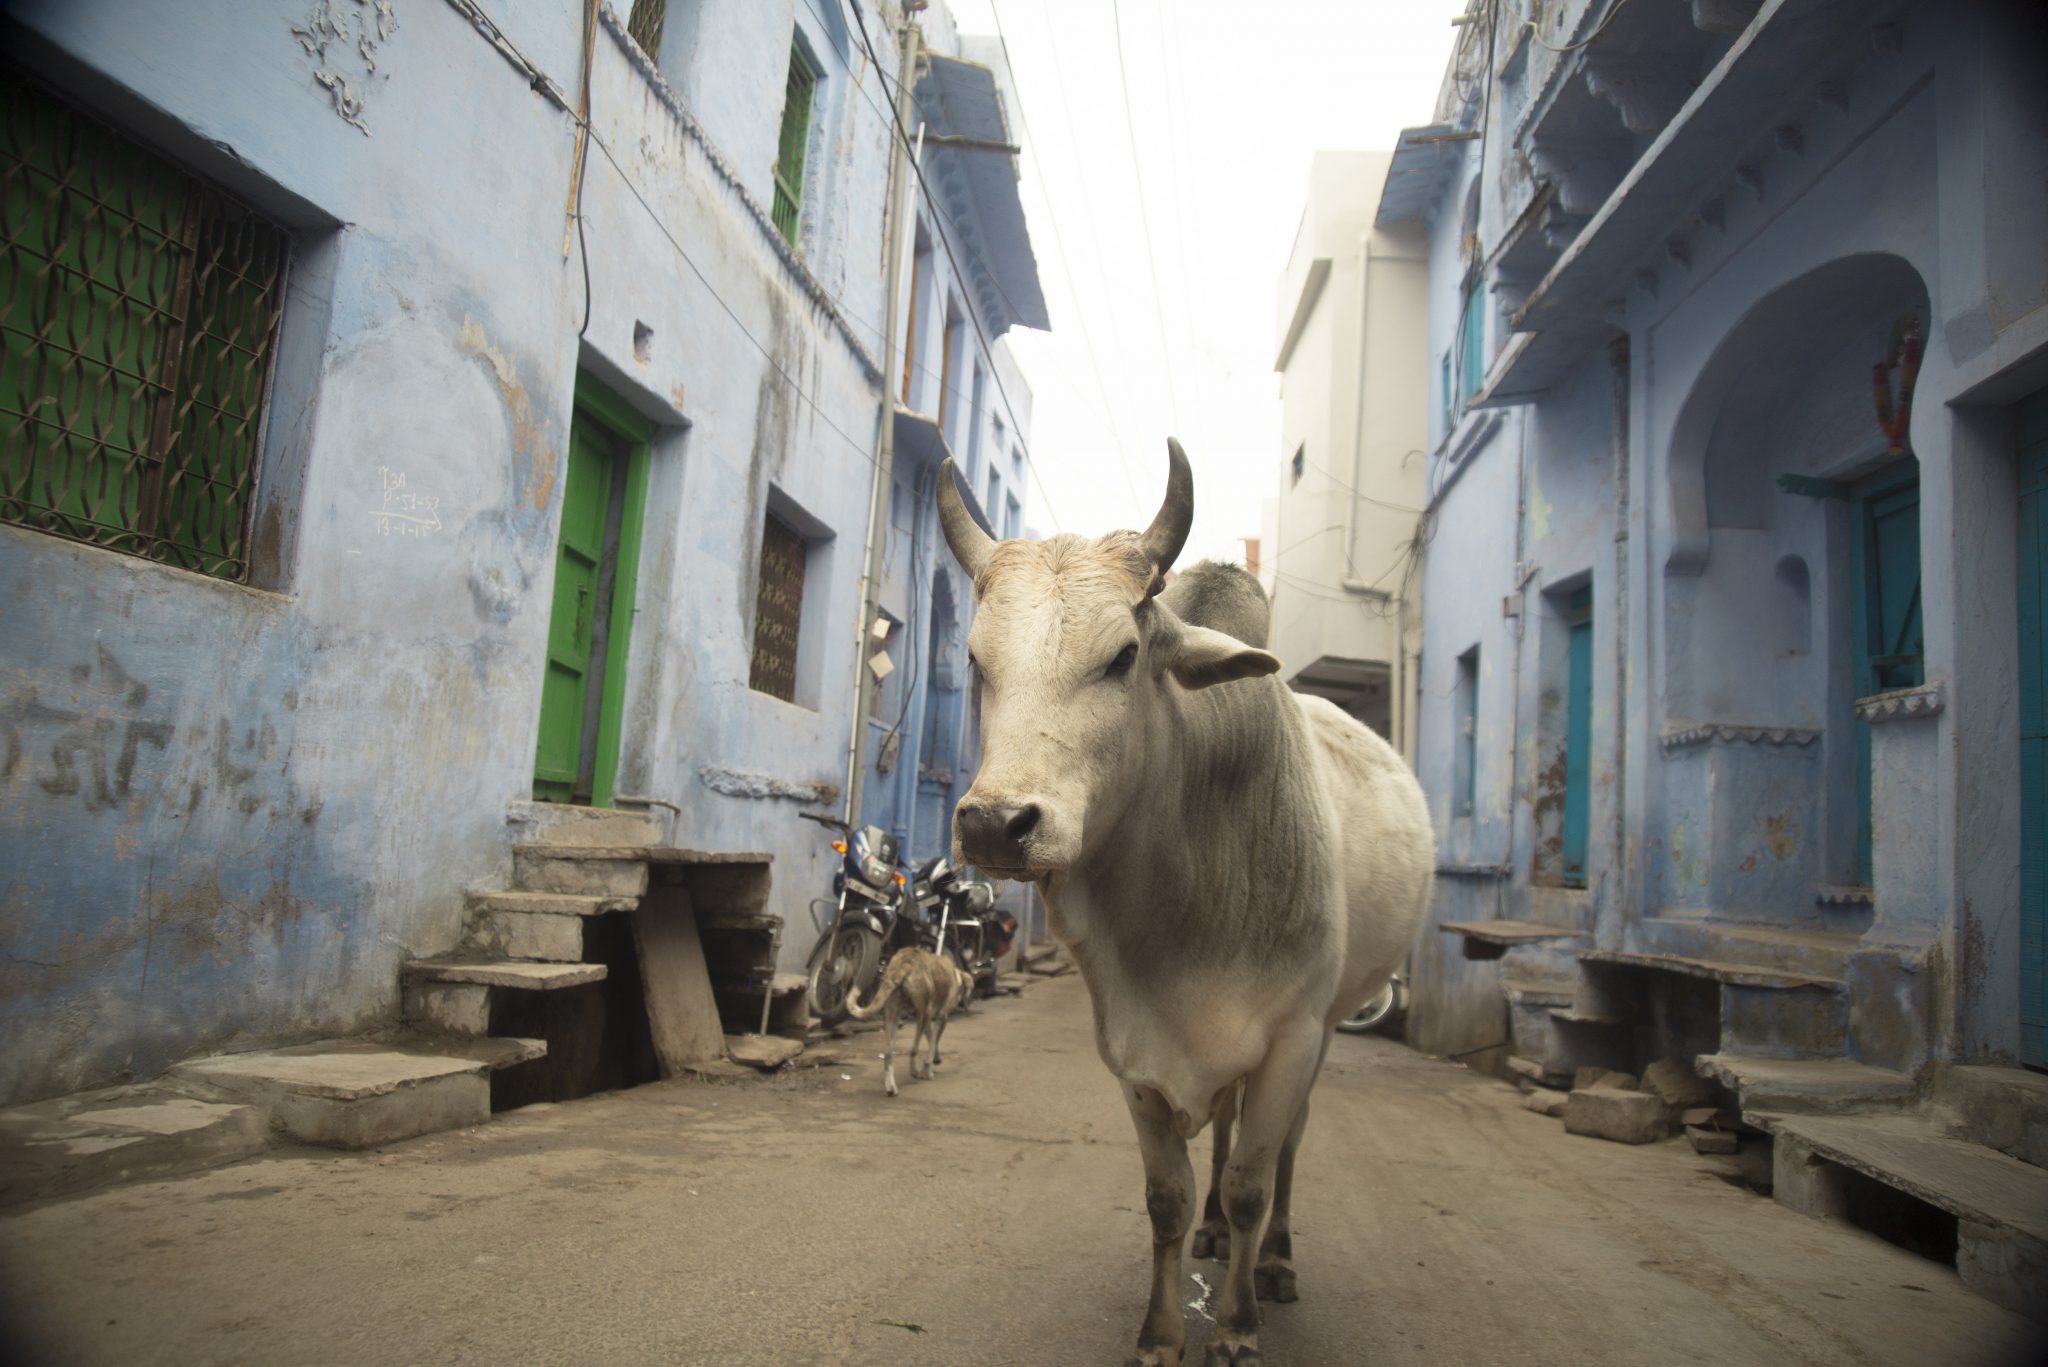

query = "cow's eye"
[{"left": 1105, "top": 643, "right": 1138, "bottom": 679}]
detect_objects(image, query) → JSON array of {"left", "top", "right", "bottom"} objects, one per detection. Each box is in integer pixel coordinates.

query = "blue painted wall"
[
  {"left": 1403, "top": 0, "right": 2048, "bottom": 1070},
  {"left": 0, "top": 0, "right": 1035, "bottom": 1102}
]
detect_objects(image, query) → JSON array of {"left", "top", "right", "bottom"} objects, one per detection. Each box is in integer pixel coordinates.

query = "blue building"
[
  {"left": 1393, "top": 0, "right": 2048, "bottom": 1312},
  {"left": 0, "top": 0, "right": 1042, "bottom": 1108}
]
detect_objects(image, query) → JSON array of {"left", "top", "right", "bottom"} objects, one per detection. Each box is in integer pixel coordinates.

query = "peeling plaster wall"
[{"left": 0, "top": 0, "right": 940, "bottom": 1100}]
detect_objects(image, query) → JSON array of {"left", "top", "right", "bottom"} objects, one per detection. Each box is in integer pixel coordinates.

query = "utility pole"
[{"left": 843, "top": 13, "right": 919, "bottom": 826}]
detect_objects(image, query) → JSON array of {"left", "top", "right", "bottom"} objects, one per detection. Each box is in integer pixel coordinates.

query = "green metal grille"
[
  {"left": 626, "top": 0, "right": 666, "bottom": 59},
  {"left": 770, "top": 42, "right": 816, "bottom": 247},
  {"left": 0, "top": 67, "right": 288, "bottom": 581}
]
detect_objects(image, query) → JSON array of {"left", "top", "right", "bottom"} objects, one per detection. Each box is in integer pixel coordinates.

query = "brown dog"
[{"left": 844, "top": 948, "right": 975, "bottom": 1097}]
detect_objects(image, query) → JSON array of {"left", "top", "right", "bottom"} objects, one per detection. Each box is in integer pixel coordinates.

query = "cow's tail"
[{"left": 844, "top": 966, "right": 900, "bottom": 1021}]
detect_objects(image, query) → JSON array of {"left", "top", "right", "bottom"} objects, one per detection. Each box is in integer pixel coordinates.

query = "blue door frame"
[
  {"left": 2019, "top": 390, "right": 2048, "bottom": 1065},
  {"left": 1851, "top": 462, "right": 1924, "bottom": 884},
  {"left": 1561, "top": 587, "right": 1593, "bottom": 887}
]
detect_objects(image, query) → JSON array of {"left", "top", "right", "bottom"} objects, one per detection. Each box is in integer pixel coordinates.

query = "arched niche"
[{"left": 1661, "top": 253, "right": 1928, "bottom": 727}]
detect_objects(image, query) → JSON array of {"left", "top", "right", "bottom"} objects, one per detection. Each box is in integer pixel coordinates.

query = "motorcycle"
[
  {"left": 1335, "top": 970, "right": 1407, "bottom": 1036},
  {"left": 911, "top": 854, "right": 1017, "bottom": 999},
  {"left": 799, "top": 811, "right": 927, "bottom": 1026}
]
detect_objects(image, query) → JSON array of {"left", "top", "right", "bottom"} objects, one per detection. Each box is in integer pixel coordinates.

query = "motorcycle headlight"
[{"left": 861, "top": 856, "right": 891, "bottom": 887}]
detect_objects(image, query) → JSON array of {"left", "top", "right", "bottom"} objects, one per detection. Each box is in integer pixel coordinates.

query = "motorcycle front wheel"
[{"left": 806, "top": 923, "right": 882, "bottom": 1026}]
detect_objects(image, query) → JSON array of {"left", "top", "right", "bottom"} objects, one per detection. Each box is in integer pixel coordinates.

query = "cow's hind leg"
[
  {"left": 1207, "top": 1026, "right": 1322, "bottom": 1365},
  {"left": 1190, "top": 1085, "right": 1236, "bottom": 1261},
  {"left": 1121, "top": 1083, "right": 1195, "bottom": 1367},
  {"left": 1253, "top": 1096, "right": 1310, "bottom": 1304}
]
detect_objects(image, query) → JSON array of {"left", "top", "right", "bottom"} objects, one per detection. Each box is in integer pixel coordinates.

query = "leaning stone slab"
[
  {"left": 1686, "top": 1123, "right": 1740, "bottom": 1154},
  {"left": 1590, "top": 1072, "right": 1640, "bottom": 1092},
  {"left": 1643, "top": 1057, "right": 1716, "bottom": 1109},
  {"left": 1564, "top": 1088, "right": 1669, "bottom": 1144}
]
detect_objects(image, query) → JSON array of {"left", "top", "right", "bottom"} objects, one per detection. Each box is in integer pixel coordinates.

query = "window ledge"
[
  {"left": 1855, "top": 683, "right": 1943, "bottom": 724},
  {"left": 1660, "top": 722, "right": 1820, "bottom": 750}
]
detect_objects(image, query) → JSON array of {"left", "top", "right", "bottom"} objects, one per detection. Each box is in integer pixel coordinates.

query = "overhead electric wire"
[
  {"left": 986, "top": 0, "right": 1145, "bottom": 508},
  {"left": 1109, "top": 0, "right": 1181, "bottom": 432}
]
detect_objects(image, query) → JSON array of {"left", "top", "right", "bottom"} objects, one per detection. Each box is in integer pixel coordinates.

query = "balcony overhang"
[
  {"left": 1375, "top": 122, "right": 1462, "bottom": 229},
  {"left": 915, "top": 54, "right": 1050, "bottom": 337},
  {"left": 1486, "top": 0, "right": 1912, "bottom": 406},
  {"left": 897, "top": 405, "right": 996, "bottom": 535}
]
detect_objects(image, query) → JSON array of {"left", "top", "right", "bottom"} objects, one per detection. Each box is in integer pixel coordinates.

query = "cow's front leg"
[
  {"left": 1253, "top": 1095, "right": 1310, "bottom": 1304},
  {"left": 1190, "top": 1084, "right": 1236, "bottom": 1261},
  {"left": 1122, "top": 1083, "right": 1195, "bottom": 1367},
  {"left": 1208, "top": 1026, "right": 1322, "bottom": 1366}
]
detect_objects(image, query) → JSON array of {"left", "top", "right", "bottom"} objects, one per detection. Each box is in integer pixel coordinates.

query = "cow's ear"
[{"left": 1168, "top": 625, "right": 1281, "bottom": 690}]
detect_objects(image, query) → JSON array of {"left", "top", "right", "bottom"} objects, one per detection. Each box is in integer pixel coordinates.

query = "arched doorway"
[{"left": 1657, "top": 254, "right": 1930, "bottom": 929}]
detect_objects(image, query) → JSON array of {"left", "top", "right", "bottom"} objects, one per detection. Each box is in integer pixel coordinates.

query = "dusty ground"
[{"left": 2, "top": 969, "right": 2042, "bottom": 1367}]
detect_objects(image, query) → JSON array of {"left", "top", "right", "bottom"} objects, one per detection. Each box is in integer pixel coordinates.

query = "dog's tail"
[{"left": 844, "top": 961, "right": 902, "bottom": 1021}]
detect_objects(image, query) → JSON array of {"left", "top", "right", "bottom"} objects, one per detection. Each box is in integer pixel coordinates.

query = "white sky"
[{"left": 945, "top": 0, "right": 1468, "bottom": 564}]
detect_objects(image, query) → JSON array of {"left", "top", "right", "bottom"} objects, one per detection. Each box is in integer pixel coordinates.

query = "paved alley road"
[{"left": 3, "top": 969, "right": 2041, "bottom": 1367}]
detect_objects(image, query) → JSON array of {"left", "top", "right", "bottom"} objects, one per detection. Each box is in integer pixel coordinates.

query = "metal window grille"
[
  {"left": 749, "top": 512, "right": 806, "bottom": 702},
  {"left": 770, "top": 42, "right": 816, "bottom": 247},
  {"left": 0, "top": 67, "right": 288, "bottom": 582},
  {"left": 626, "top": 0, "right": 667, "bottom": 59}
]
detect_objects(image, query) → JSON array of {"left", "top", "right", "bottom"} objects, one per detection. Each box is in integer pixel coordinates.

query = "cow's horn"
[
  {"left": 1139, "top": 438, "right": 1194, "bottom": 593},
  {"left": 937, "top": 458, "right": 995, "bottom": 578}
]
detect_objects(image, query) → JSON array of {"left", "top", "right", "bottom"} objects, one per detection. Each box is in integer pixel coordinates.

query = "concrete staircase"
[
  {"left": 1476, "top": 911, "right": 2047, "bottom": 1321},
  {"left": 1765, "top": 1066, "right": 2048, "bottom": 1320},
  {"left": 0, "top": 805, "right": 797, "bottom": 1205}
]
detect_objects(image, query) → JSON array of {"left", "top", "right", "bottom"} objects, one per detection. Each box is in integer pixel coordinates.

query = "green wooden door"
[
  {"left": 1851, "top": 464, "right": 1924, "bottom": 883},
  {"left": 1562, "top": 589, "right": 1593, "bottom": 887},
  {"left": 534, "top": 378, "right": 651, "bottom": 806},
  {"left": 2019, "top": 389, "right": 2048, "bottom": 1065}
]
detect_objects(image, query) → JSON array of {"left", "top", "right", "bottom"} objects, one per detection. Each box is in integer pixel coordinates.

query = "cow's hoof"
[
  {"left": 1123, "top": 1349, "right": 1181, "bottom": 1367},
  {"left": 1253, "top": 1263, "right": 1297, "bottom": 1304},
  {"left": 1201, "top": 1339, "right": 1260, "bottom": 1365},
  {"left": 1191, "top": 1221, "right": 1230, "bottom": 1262}
]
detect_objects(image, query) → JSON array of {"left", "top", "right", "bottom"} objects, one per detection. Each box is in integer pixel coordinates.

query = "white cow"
[{"left": 940, "top": 441, "right": 1434, "bottom": 1366}]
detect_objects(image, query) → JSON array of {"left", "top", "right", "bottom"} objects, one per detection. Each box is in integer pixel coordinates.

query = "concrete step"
[
  {"left": 1696, "top": 1053, "right": 1915, "bottom": 1118},
  {"left": 1766, "top": 1111, "right": 2048, "bottom": 1320},
  {"left": 511, "top": 844, "right": 650, "bottom": 897},
  {"left": 505, "top": 800, "right": 663, "bottom": 848},
  {"left": 466, "top": 909, "right": 587, "bottom": 961},
  {"left": 1934, "top": 1064, "right": 2048, "bottom": 1169},
  {"left": 1580, "top": 947, "right": 1842, "bottom": 989},
  {"left": 466, "top": 890, "right": 638, "bottom": 916},
  {"left": 402, "top": 958, "right": 607, "bottom": 990},
  {"left": 1440, "top": 918, "right": 1585, "bottom": 962},
  {"left": 1635, "top": 916, "right": 1862, "bottom": 979},
  {"left": 0, "top": 1084, "right": 271, "bottom": 1208},
  {"left": 170, "top": 1036, "right": 544, "bottom": 1150}
]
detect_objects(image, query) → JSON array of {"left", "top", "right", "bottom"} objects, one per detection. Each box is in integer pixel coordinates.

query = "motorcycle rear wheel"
[
  {"left": 807, "top": 923, "right": 881, "bottom": 1026},
  {"left": 1335, "top": 980, "right": 1398, "bottom": 1035}
]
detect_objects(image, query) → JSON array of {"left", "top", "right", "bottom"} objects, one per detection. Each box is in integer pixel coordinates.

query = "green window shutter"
[
  {"left": 0, "top": 65, "right": 286, "bottom": 582},
  {"left": 771, "top": 43, "right": 817, "bottom": 248},
  {"left": 626, "top": 0, "right": 666, "bottom": 59},
  {"left": 1460, "top": 282, "right": 1485, "bottom": 404}
]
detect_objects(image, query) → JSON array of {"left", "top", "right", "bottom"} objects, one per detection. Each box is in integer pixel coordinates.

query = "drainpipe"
[
  {"left": 844, "top": 16, "right": 919, "bottom": 826},
  {"left": 1607, "top": 337, "right": 1631, "bottom": 936}
]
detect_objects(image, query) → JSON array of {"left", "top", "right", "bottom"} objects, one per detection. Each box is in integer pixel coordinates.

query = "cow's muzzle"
[{"left": 956, "top": 801, "right": 1042, "bottom": 876}]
